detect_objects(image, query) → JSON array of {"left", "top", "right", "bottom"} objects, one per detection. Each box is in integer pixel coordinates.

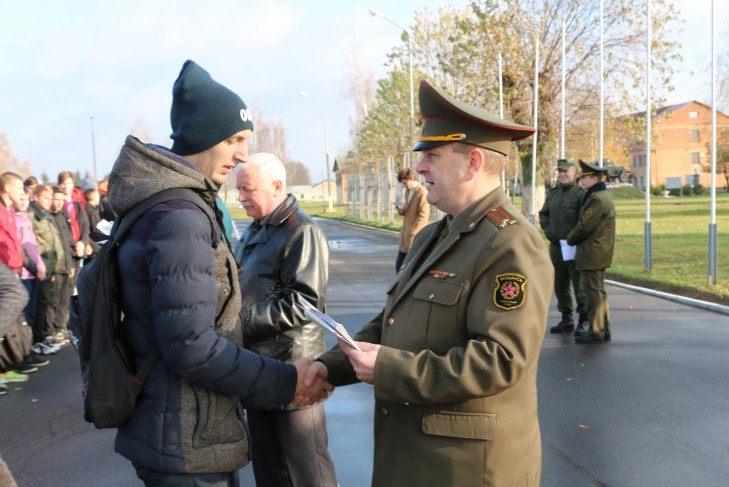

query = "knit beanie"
[{"left": 170, "top": 60, "right": 254, "bottom": 156}]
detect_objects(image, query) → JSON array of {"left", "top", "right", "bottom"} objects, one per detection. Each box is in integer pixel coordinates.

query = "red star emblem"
[{"left": 502, "top": 282, "right": 518, "bottom": 299}]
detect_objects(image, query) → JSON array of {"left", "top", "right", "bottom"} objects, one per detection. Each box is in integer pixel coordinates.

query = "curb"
[{"left": 605, "top": 280, "right": 729, "bottom": 316}]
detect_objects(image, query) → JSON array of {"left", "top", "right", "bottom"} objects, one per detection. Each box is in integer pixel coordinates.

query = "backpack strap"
[{"left": 110, "top": 188, "right": 220, "bottom": 383}]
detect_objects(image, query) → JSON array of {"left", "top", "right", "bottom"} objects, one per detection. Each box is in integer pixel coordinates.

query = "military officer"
[
  {"left": 306, "top": 80, "right": 553, "bottom": 486},
  {"left": 539, "top": 158, "right": 588, "bottom": 335},
  {"left": 566, "top": 160, "right": 616, "bottom": 344}
]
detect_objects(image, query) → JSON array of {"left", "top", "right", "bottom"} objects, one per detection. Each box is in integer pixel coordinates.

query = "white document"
[
  {"left": 297, "top": 295, "right": 362, "bottom": 351},
  {"left": 560, "top": 239, "right": 576, "bottom": 261}
]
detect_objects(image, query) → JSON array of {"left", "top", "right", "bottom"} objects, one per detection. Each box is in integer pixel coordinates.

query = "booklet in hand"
[{"left": 297, "top": 295, "right": 362, "bottom": 351}]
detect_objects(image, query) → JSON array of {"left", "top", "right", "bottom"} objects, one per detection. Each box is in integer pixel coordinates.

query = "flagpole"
[{"left": 645, "top": 0, "right": 653, "bottom": 271}]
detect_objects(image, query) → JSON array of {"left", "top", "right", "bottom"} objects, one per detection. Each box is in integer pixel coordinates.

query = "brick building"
[{"left": 628, "top": 101, "right": 729, "bottom": 190}]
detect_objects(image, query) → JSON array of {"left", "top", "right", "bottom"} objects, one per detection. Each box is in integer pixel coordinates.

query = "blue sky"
[{"left": 0, "top": 0, "right": 723, "bottom": 184}]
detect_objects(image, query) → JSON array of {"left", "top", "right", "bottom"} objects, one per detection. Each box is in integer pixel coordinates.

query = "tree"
[
  {"left": 285, "top": 161, "right": 311, "bottom": 186},
  {"left": 353, "top": 0, "right": 682, "bottom": 191},
  {"left": 0, "top": 134, "right": 31, "bottom": 177}
]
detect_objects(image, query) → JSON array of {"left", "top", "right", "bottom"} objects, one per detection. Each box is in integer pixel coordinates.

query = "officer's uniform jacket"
[
  {"left": 539, "top": 181, "right": 584, "bottom": 243},
  {"left": 319, "top": 188, "right": 553, "bottom": 487},
  {"left": 398, "top": 183, "right": 429, "bottom": 253},
  {"left": 566, "top": 183, "right": 616, "bottom": 270}
]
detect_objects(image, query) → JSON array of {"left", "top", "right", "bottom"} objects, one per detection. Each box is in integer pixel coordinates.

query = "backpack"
[{"left": 68, "top": 188, "right": 218, "bottom": 429}]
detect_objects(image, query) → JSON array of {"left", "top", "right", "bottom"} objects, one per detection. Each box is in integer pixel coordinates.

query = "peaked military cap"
[
  {"left": 557, "top": 158, "right": 575, "bottom": 171},
  {"left": 413, "top": 80, "right": 535, "bottom": 155},
  {"left": 578, "top": 159, "right": 608, "bottom": 176}
]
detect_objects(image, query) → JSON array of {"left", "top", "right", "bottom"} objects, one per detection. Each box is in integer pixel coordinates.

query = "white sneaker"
[{"left": 31, "top": 341, "right": 59, "bottom": 355}]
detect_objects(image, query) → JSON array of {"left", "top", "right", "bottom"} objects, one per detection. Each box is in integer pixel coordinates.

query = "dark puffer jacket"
[
  {"left": 108, "top": 136, "right": 297, "bottom": 474},
  {"left": 234, "top": 195, "right": 328, "bottom": 371}
]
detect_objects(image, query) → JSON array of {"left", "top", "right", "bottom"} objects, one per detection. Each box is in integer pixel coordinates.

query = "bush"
[
  {"left": 694, "top": 184, "right": 705, "bottom": 195},
  {"left": 682, "top": 185, "right": 694, "bottom": 195},
  {"left": 650, "top": 185, "right": 665, "bottom": 196},
  {"left": 668, "top": 188, "right": 682, "bottom": 197}
]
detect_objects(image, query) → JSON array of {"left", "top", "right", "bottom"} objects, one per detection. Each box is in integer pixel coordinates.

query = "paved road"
[{"left": 2, "top": 218, "right": 728, "bottom": 486}]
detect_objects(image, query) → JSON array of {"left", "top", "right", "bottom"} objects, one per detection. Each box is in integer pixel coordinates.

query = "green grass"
[{"left": 228, "top": 190, "right": 729, "bottom": 304}]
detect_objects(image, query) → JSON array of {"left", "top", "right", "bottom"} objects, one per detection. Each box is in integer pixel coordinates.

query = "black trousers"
[
  {"left": 247, "top": 403, "right": 338, "bottom": 487},
  {"left": 33, "top": 277, "right": 58, "bottom": 342}
]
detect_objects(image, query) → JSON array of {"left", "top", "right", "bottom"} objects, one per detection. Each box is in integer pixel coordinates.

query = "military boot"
[
  {"left": 574, "top": 315, "right": 590, "bottom": 337},
  {"left": 549, "top": 312, "right": 575, "bottom": 333}
]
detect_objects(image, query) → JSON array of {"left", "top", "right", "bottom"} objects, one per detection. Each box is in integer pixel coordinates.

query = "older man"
[
  {"left": 307, "top": 80, "right": 553, "bottom": 486},
  {"left": 539, "top": 158, "right": 587, "bottom": 335},
  {"left": 105, "top": 60, "right": 332, "bottom": 486},
  {"left": 234, "top": 152, "right": 337, "bottom": 487}
]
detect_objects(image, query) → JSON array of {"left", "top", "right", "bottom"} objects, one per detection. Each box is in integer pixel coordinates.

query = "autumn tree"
[
  {"left": 285, "top": 160, "right": 311, "bottom": 186},
  {"left": 0, "top": 134, "right": 31, "bottom": 177}
]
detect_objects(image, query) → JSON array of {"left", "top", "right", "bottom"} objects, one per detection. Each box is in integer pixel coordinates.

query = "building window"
[
  {"left": 689, "top": 111, "right": 699, "bottom": 119},
  {"left": 690, "top": 129, "right": 699, "bottom": 143},
  {"left": 691, "top": 152, "right": 701, "bottom": 165}
]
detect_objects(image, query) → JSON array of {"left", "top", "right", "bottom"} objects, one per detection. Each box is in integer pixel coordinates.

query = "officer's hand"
[{"left": 339, "top": 339, "right": 380, "bottom": 385}]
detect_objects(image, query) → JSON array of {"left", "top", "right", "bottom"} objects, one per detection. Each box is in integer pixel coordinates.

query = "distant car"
[{"left": 592, "top": 159, "right": 631, "bottom": 183}]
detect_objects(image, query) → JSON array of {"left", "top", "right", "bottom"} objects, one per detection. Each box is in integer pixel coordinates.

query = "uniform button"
[
  {"left": 469, "top": 222, "right": 475, "bottom": 229},
  {"left": 244, "top": 248, "right": 251, "bottom": 255},
  {"left": 403, "top": 402, "right": 410, "bottom": 406},
  {"left": 387, "top": 317, "right": 395, "bottom": 326},
  {"left": 429, "top": 293, "right": 435, "bottom": 300},
  {"left": 223, "top": 288, "right": 229, "bottom": 295},
  {"left": 381, "top": 408, "right": 389, "bottom": 416}
]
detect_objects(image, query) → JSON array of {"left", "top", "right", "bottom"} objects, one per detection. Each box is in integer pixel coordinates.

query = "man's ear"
[
  {"left": 466, "top": 146, "right": 484, "bottom": 180},
  {"left": 273, "top": 179, "right": 284, "bottom": 196}
]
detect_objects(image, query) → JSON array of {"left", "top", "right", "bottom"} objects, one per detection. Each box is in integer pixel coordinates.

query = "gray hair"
[{"left": 241, "top": 152, "right": 287, "bottom": 186}]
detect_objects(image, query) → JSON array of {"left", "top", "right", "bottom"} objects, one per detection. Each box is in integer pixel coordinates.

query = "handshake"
[{"left": 290, "top": 338, "right": 382, "bottom": 407}]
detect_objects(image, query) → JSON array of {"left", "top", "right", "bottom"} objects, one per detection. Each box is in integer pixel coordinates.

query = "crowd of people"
[{"left": 0, "top": 171, "right": 112, "bottom": 395}]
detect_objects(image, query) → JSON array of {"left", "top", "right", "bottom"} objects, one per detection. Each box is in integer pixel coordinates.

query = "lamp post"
[
  {"left": 368, "top": 7, "right": 414, "bottom": 155},
  {"left": 299, "top": 91, "right": 332, "bottom": 202},
  {"left": 89, "top": 114, "right": 98, "bottom": 185}
]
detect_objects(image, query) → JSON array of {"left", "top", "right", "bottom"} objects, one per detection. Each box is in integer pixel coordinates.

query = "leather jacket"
[{"left": 234, "top": 194, "right": 329, "bottom": 363}]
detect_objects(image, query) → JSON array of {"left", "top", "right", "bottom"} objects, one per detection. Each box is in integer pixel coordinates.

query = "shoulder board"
[{"left": 486, "top": 206, "right": 518, "bottom": 229}]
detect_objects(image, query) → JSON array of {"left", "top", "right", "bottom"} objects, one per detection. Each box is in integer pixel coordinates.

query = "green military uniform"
[
  {"left": 318, "top": 80, "right": 553, "bottom": 486},
  {"left": 566, "top": 161, "right": 616, "bottom": 343},
  {"left": 539, "top": 159, "right": 587, "bottom": 332}
]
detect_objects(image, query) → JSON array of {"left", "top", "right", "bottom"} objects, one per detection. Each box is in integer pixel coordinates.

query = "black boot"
[
  {"left": 550, "top": 312, "right": 575, "bottom": 333},
  {"left": 574, "top": 315, "right": 590, "bottom": 337}
]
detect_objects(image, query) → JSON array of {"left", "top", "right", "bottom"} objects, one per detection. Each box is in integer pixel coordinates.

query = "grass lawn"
[{"left": 229, "top": 188, "right": 729, "bottom": 305}]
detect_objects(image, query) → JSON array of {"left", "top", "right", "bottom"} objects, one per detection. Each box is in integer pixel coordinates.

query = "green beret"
[
  {"left": 413, "top": 80, "right": 535, "bottom": 156},
  {"left": 557, "top": 158, "right": 575, "bottom": 170}
]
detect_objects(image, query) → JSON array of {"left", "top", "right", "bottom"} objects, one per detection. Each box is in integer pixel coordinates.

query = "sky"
[{"left": 0, "top": 0, "right": 725, "bottom": 185}]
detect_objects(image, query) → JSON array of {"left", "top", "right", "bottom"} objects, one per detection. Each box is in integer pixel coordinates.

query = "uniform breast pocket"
[{"left": 404, "top": 279, "right": 464, "bottom": 352}]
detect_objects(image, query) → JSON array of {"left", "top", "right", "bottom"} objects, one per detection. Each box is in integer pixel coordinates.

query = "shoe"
[
  {"left": 1, "top": 371, "right": 30, "bottom": 382},
  {"left": 0, "top": 382, "right": 7, "bottom": 395},
  {"left": 44, "top": 337, "right": 62, "bottom": 350},
  {"left": 28, "top": 355, "right": 50, "bottom": 367},
  {"left": 15, "top": 360, "right": 38, "bottom": 374},
  {"left": 604, "top": 334, "right": 612, "bottom": 342},
  {"left": 575, "top": 334, "right": 606, "bottom": 344},
  {"left": 574, "top": 319, "right": 590, "bottom": 338},
  {"left": 31, "top": 341, "right": 59, "bottom": 355},
  {"left": 550, "top": 312, "right": 575, "bottom": 333}
]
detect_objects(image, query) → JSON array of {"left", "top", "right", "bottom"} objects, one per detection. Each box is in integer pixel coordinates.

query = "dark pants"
[
  {"left": 549, "top": 243, "right": 586, "bottom": 316},
  {"left": 247, "top": 403, "right": 338, "bottom": 487},
  {"left": 134, "top": 467, "right": 239, "bottom": 487},
  {"left": 582, "top": 269, "right": 610, "bottom": 338},
  {"left": 50, "top": 273, "right": 70, "bottom": 334},
  {"left": 33, "top": 278, "right": 57, "bottom": 343},
  {"left": 21, "top": 279, "right": 38, "bottom": 327},
  {"left": 395, "top": 251, "right": 407, "bottom": 273}
]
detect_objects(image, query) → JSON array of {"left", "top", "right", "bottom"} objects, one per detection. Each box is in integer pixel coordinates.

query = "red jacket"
[{"left": 0, "top": 200, "right": 23, "bottom": 272}]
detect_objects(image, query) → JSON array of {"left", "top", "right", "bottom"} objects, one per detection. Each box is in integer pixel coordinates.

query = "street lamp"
[
  {"left": 299, "top": 91, "right": 332, "bottom": 202},
  {"left": 89, "top": 114, "right": 98, "bottom": 185},
  {"left": 368, "top": 7, "right": 414, "bottom": 155}
]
